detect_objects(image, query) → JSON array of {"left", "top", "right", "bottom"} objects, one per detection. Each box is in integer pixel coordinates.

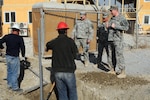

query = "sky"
[{"left": 98, "top": 0, "right": 121, "bottom": 7}]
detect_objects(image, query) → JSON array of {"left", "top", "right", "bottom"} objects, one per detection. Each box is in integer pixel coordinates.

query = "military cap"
[
  {"left": 109, "top": 5, "right": 118, "bottom": 11},
  {"left": 80, "top": 11, "right": 86, "bottom": 16},
  {"left": 102, "top": 12, "right": 109, "bottom": 18}
]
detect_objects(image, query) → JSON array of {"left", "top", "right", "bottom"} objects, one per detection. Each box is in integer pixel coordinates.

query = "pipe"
[
  {"left": 38, "top": 9, "right": 44, "bottom": 99},
  {"left": 23, "top": 82, "right": 48, "bottom": 94},
  {"left": 28, "top": 67, "right": 49, "bottom": 84}
]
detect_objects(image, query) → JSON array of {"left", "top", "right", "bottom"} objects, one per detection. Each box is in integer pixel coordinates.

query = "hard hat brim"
[
  {"left": 56, "top": 28, "right": 69, "bottom": 30},
  {"left": 12, "top": 28, "right": 20, "bottom": 31}
]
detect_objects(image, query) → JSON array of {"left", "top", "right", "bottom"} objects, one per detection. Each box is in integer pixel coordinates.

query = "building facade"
[
  {"left": 1, "top": 0, "right": 50, "bottom": 37},
  {"left": 138, "top": 0, "right": 150, "bottom": 34}
]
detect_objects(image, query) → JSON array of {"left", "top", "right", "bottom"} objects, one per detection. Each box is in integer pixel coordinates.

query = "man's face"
[
  {"left": 110, "top": 9, "right": 117, "bottom": 16},
  {"left": 80, "top": 15, "right": 86, "bottom": 20},
  {"left": 12, "top": 28, "right": 20, "bottom": 34},
  {"left": 103, "top": 17, "right": 108, "bottom": 22}
]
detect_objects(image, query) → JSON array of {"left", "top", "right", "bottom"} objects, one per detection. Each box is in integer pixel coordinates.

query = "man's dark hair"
[
  {"left": 58, "top": 29, "right": 67, "bottom": 34},
  {"left": 12, "top": 28, "right": 20, "bottom": 32}
]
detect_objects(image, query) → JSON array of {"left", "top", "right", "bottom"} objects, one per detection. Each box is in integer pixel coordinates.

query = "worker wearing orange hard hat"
[
  {"left": 46, "top": 22, "right": 78, "bottom": 100},
  {"left": 56, "top": 21, "right": 69, "bottom": 30}
]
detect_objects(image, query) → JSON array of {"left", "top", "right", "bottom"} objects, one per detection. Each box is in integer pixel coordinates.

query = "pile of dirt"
[{"left": 79, "top": 72, "right": 150, "bottom": 87}]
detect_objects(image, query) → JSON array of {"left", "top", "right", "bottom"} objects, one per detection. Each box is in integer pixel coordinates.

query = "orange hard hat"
[{"left": 57, "top": 22, "right": 69, "bottom": 30}]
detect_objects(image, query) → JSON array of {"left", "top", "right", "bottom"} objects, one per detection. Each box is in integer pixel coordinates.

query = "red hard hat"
[{"left": 57, "top": 22, "right": 69, "bottom": 30}]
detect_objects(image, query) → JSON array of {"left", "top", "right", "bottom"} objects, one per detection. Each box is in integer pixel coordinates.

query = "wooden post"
[
  {"left": 64, "top": 0, "right": 67, "bottom": 4},
  {"left": 122, "top": 0, "right": 124, "bottom": 14},
  {"left": 108, "top": 0, "right": 111, "bottom": 6},
  {"left": 135, "top": 0, "right": 139, "bottom": 48},
  {"left": 96, "top": 0, "right": 98, "bottom": 6},
  {"left": 83, "top": 0, "right": 86, "bottom": 5}
]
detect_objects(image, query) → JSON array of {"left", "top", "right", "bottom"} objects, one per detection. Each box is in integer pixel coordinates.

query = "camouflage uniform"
[
  {"left": 108, "top": 14, "right": 129, "bottom": 70},
  {"left": 72, "top": 18, "right": 94, "bottom": 63},
  {"left": 107, "top": 22, "right": 116, "bottom": 70}
]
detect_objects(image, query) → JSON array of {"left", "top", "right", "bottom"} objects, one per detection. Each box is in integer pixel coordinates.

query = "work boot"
[
  {"left": 117, "top": 69, "right": 126, "bottom": 78},
  {"left": 93, "top": 64, "right": 98, "bottom": 68},
  {"left": 7, "top": 85, "right": 12, "bottom": 90},
  {"left": 84, "top": 61, "right": 89, "bottom": 67},
  {"left": 107, "top": 68, "right": 116, "bottom": 75},
  {"left": 13, "top": 88, "right": 23, "bottom": 94}
]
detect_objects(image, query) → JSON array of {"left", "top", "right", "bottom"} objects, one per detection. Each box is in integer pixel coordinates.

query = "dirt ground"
[
  {"left": 0, "top": 47, "right": 150, "bottom": 100},
  {"left": 79, "top": 72, "right": 149, "bottom": 86},
  {"left": 78, "top": 72, "right": 150, "bottom": 100},
  {"left": 23, "top": 71, "right": 150, "bottom": 100}
]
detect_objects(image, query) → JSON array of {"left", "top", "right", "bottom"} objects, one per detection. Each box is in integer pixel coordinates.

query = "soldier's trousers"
[
  {"left": 114, "top": 40, "right": 125, "bottom": 70},
  {"left": 107, "top": 41, "right": 116, "bottom": 70},
  {"left": 75, "top": 38, "right": 89, "bottom": 62}
]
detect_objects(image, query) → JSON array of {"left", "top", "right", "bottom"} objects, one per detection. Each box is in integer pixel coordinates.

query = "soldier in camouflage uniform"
[
  {"left": 72, "top": 11, "right": 94, "bottom": 67},
  {"left": 107, "top": 5, "right": 129, "bottom": 78}
]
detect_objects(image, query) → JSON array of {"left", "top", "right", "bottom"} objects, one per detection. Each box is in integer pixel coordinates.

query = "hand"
[
  {"left": 111, "top": 23, "right": 115, "bottom": 28},
  {"left": 72, "top": 37, "right": 75, "bottom": 41},
  {"left": 20, "top": 57, "right": 25, "bottom": 61},
  {"left": 87, "top": 39, "right": 91, "bottom": 44},
  {"left": 105, "top": 22, "right": 109, "bottom": 28},
  {"left": 45, "top": 48, "right": 48, "bottom": 52}
]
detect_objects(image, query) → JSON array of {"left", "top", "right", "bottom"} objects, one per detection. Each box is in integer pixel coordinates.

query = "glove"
[{"left": 20, "top": 57, "right": 25, "bottom": 61}]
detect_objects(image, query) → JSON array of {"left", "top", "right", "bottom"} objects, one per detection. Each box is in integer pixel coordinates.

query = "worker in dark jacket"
[
  {"left": 96, "top": 12, "right": 109, "bottom": 67},
  {"left": 46, "top": 22, "right": 78, "bottom": 100},
  {"left": 0, "top": 24, "right": 25, "bottom": 92}
]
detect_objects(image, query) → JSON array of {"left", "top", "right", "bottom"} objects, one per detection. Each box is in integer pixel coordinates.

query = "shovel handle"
[{"left": 46, "top": 82, "right": 55, "bottom": 100}]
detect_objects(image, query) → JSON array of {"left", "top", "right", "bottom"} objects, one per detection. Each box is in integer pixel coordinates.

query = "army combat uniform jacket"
[
  {"left": 108, "top": 14, "right": 129, "bottom": 42},
  {"left": 72, "top": 19, "right": 94, "bottom": 40}
]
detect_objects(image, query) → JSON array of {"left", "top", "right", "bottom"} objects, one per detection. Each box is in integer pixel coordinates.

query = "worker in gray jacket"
[
  {"left": 107, "top": 5, "right": 129, "bottom": 78},
  {"left": 72, "top": 11, "right": 94, "bottom": 67}
]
